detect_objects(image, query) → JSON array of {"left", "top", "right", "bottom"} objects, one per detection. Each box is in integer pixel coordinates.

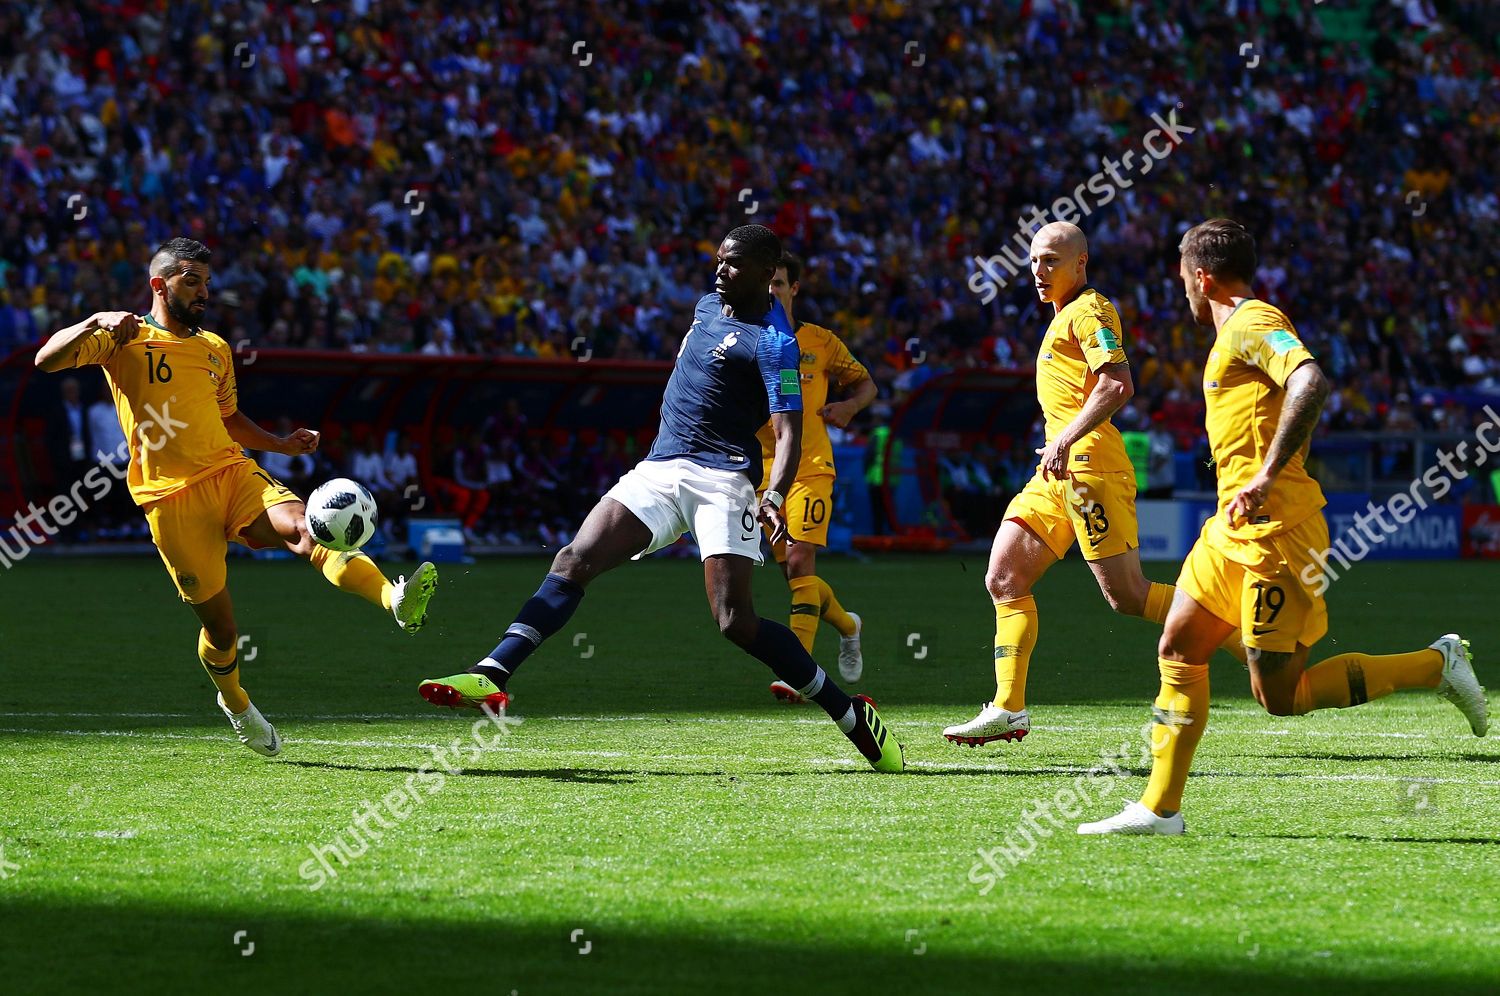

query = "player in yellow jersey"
[
  {"left": 34, "top": 238, "right": 439, "bottom": 757},
  {"left": 1079, "top": 219, "right": 1487, "bottom": 835},
  {"left": 943, "top": 222, "right": 1243, "bottom": 746},
  {"left": 752, "top": 253, "right": 877, "bottom": 700}
]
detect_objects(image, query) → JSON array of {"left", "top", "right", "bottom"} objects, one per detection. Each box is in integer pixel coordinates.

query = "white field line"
[
  {"left": 1, "top": 726, "right": 1497, "bottom": 787},
  {"left": 0, "top": 711, "right": 1476, "bottom": 741}
]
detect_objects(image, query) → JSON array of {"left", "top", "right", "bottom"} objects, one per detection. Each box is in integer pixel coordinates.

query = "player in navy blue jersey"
[{"left": 418, "top": 225, "right": 904, "bottom": 772}]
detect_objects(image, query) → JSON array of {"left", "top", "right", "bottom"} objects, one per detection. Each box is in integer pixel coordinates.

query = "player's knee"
[
  {"left": 1104, "top": 586, "right": 1146, "bottom": 617},
  {"left": 784, "top": 545, "right": 815, "bottom": 579},
  {"left": 1257, "top": 686, "right": 1297, "bottom": 717},
  {"left": 715, "top": 605, "right": 757, "bottom": 646},
  {"left": 985, "top": 567, "right": 1026, "bottom": 602},
  {"left": 204, "top": 621, "right": 237, "bottom": 652},
  {"left": 1157, "top": 633, "right": 1184, "bottom": 661},
  {"left": 550, "top": 543, "right": 589, "bottom": 583}
]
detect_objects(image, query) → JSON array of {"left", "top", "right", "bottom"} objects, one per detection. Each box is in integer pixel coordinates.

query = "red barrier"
[{"left": 0, "top": 345, "right": 672, "bottom": 518}]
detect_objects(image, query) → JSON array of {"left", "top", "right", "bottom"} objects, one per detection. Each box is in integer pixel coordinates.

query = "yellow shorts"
[
  {"left": 1177, "top": 513, "right": 1330, "bottom": 653},
  {"left": 1003, "top": 471, "right": 1138, "bottom": 561},
  {"left": 758, "top": 475, "right": 835, "bottom": 556},
  {"left": 143, "top": 459, "right": 300, "bottom": 604}
]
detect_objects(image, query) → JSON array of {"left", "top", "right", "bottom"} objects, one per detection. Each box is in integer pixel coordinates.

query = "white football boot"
[
  {"left": 1077, "top": 801, "right": 1185, "bottom": 836},
  {"left": 1433, "top": 633, "right": 1488, "bottom": 736},
  {"left": 218, "top": 693, "right": 282, "bottom": 757},
  {"left": 837, "top": 612, "right": 864, "bottom": 683},
  {"left": 942, "top": 703, "right": 1030, "bottom": 746},
  {"left": 391, "top": 561, "right": 439, "bottom": 634}
]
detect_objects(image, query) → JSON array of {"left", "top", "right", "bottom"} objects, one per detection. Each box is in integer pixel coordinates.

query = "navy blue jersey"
[{"left": 647, "top": 293, "right": 802, "bottom": 486}]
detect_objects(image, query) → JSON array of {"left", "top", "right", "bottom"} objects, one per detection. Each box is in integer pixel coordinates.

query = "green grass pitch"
[{"left": 1, "top": 553, "right": 1497, "bottom": 994}]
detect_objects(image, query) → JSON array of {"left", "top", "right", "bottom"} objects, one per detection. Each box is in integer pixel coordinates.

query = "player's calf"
[{"left": 198, "top": 627, "right": 248, "bottom": 715}]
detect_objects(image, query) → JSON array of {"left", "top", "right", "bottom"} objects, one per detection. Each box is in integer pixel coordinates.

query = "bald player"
[{"left": 943, "top": 222, "right": 1240, "bottom": 746}]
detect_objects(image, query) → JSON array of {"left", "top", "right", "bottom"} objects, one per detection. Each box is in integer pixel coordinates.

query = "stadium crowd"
[{"left": 4, "top": 0, "right": 1499, "bottom": 541}]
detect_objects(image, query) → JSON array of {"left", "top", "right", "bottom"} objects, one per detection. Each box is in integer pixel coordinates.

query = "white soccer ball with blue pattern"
[{"left": 307, "top": 478, "right": 378, "bottom": 552}]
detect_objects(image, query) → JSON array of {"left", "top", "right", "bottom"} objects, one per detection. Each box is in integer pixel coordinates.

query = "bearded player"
[
  {"left": 1079, "top": 219, "right": 1486, "bottom": 835},
  {"left": 943, "top": 222, "right": 1243, "bottom": 747},
  {"left": 752, "top": 253, "right": 877, "bottom": 702},
  {"left": 35, "top": 238, "right": 438, "bottom": 757}
]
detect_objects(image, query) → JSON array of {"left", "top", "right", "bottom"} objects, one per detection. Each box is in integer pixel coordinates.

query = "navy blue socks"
[{"left": 470, "top": 573, "right": 585, "bottom": 689}]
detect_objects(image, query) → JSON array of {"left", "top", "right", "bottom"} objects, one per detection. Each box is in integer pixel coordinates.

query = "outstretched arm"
[
  {"left": 224, "top": 410, "right": 320, "bottom": 456},
  {"left": 1226, "top": 359, "right": 1328, "bottom": 526},
  {"left": 1037, "top": 361, "right": 1133, "bottom": 480}
]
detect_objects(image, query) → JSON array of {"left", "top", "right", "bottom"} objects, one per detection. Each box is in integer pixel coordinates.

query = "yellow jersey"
[
  {"left": 1202, "top": 299, "right": 1325, "bottom": 540},
  {"left": 757, "top": 321, "right": 869, "bottom": 482},
  {"left": 66, "top": 315, "right": 246, "bottom": 506},
  {"left": 1035, "top": 286, "right": 1132, "bottom": 473}
]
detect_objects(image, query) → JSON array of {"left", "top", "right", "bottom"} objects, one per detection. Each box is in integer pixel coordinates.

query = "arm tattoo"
[{"left": 1264, "top": 364, "right": 1328, "bottom": 473}]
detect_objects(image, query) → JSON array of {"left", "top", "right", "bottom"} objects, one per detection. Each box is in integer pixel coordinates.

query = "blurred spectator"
[
  {"left": 5, "top": 0, "right": 1500, "bottom": 544},
  {"left": 350, "top": 436, "right": 395, "bottom": 538},
  {"left": 87, "top": 390, "right": 135, "bottom": 535},
  {"left": 1144, "top": 414, "right": 1176, "bottom": 499},
  {"left": 258, "top": 416, "right": 316, "bottom": 495},
  {"left": 45, "top": 377, "right": 91, "bottom": 531}
]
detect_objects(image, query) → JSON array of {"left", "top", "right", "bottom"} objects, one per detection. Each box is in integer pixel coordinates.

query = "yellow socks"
[
  {"left": 1144, "top": 581, "right": 1247, "bottom": 664},
  {"left": 992, "top": 595, "right": 1039, "bottom": 712},
  {"left": 199, "top": 628, "right": 248, "bottom": 714},
  {"left": 1139, "top": 658, "right": 1209, "bottom": 816},
  {"left": 787, "top": 575, "right": 821, "bottom": 653},
  {"left": 815, "top": 577, "right": 858, "bottom": 638},
  {"left": 310, "top": 546, "right": 393, "bottom": 611},
  {"left": 1292, "top": 649, "right": 1443, "bottom": 715},
  {"left": 1143, "top": 582, "right": 1174, "bottom": 624}
]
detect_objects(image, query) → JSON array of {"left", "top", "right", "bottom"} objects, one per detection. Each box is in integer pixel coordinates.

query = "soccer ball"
[{"left": 306, "top": 478, "right": 378, "bottom": 552}]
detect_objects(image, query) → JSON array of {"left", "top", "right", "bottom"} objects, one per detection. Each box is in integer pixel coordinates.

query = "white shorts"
[{"left": 603, "top": 457, "right": 763, "bottom": 563}]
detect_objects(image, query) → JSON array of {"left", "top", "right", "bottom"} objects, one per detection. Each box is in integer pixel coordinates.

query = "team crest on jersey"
[
  {"left": 711, "top": 330, "right": 740, "bottom": 358},
  {"left": 207, "top": 353, "right": 221, "bottom": 368},
  {"left": 1041, "top": 352, "right": 1053, "bottom": 361}
]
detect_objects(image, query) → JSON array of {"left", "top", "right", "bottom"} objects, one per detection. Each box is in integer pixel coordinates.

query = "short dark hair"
[
  {"left": 1178, "top": 219, "right": 1256, "bottom": 284},
  {"left": 149, "top": 238, "right": 212, "bottom": 280},
  {"left": 723, "top": 224, "right": 782, "bottom": 270},
  {"left": 777, "top": 251, "right": 803, "bottom": 286}
]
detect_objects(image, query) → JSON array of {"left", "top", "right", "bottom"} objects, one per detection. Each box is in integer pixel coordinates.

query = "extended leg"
[
  {"left": 420, "top": 497, "right": 651, "bottom": 710},
  {"left": 704, "top": 553, "right": 902, "bottom": 772}
]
